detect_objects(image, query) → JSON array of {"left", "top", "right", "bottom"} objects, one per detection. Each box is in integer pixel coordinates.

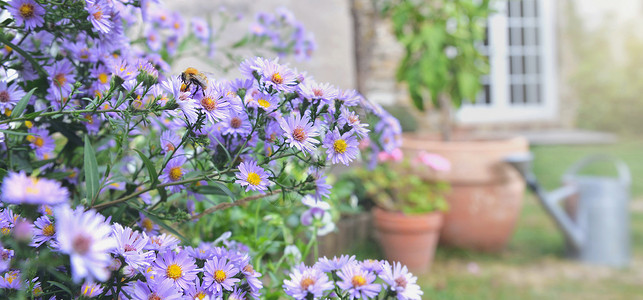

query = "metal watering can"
[{"left": 505, "top": 153, "right": 631, "bottom": 267}]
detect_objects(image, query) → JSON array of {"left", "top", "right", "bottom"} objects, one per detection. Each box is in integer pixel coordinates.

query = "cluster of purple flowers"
[
  {"left": 250, "top": 8, "right": 317, "bottom": 60},
  {"left": 0, "top": 203, "right": 262, "bottom": 299},
  {"left": 283, "top": 255, "right": 423, "bottom": 300}
]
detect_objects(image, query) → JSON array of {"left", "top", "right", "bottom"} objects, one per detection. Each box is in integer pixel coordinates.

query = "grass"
[{"left": 350, "top": 138, "right": 643, "bottom": 299}]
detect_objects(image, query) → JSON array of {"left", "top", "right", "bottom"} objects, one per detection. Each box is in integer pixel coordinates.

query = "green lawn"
[{"left": 352, "top": 138, "right": 643, "bottom": 299}]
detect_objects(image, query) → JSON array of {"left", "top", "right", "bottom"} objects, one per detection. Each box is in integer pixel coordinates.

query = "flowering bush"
[
  {"left": 356, "top": 149, "right": 451, "bottom": 214},
  {"left": 0, "top": 0, "right": 422, "bottom": 299}
]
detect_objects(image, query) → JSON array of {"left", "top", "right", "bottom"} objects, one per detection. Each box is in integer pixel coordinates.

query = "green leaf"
[
  {"left": 144, "top": 212, "right": 188, "bottom": 242},
  {"left": 84, "top": 135, "right": 100, "bottom": 201},
  {"left": 11, "top": 87, "right": 36, "bottom": 118},
  {"left": 195, "top": 181, "right": 236, "bottom": 200},
  {"left": 0, "top": 129, "right": 32, "bottom": 136},
  {"left": 134, "top": 149, "right": 159, "bottom": 188},
  {"left": 47, "top": 281, "right": 73, "bottom": 297}
]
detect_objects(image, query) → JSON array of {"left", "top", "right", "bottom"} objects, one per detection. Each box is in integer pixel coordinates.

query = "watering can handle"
[{"left": 562, "top": 154, "right": 631, "bottom": 186}]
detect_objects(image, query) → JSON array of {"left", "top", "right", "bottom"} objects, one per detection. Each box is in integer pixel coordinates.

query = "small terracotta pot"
[{"left": 372, "top": 207, "right": 443, "bottom": 274}]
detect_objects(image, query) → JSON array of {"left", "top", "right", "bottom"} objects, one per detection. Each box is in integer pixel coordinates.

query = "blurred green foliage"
[
  {"left": 379, "top": 0, "right": 490, "bottom": 111},
  {"left": 567, "top": 2, "right": 643, "bottom": 134}
]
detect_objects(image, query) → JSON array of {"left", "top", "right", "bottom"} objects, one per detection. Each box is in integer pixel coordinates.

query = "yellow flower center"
[
  {"left": 214, "top": 270, "right": 227, "bottom": 283},
  {"left": 3, "top": 45, "right": 12, "bottom": 54},
  {"left": 93, "top": 11, "right": 103, "bottom": 21},
  {"left": 351, "top": 275, "right": 366, "bottom": 287},
  {"left": 166, "top": 264, "right": 183, "bottom": 280},
  {"left": 6, "top": 271, "right": 17, "bottom": 284},
  {"left": 300, "top": 277, "right": 315, "bottom": 290},
  {"left": 44, "top": 206, "right": 53, "bottom": 215},
  {"left": 333, "top": 139, "right": 347, "bottom": 154},
  {"left": 25, "top": 120, "right": 33, "bottom": 128},
  {"left": 141, "top": 218, "right": 154, "bottom": 232},
  {"left": 200, "top": 97, "right": 216, "bottom": 111},
  {"left": 19, "top": 3, "right": 35, "bottom": 18},
  {"left": 169, "top": 166, "right": 183, "bottom": 181},
  {"left": 195, "top": 292, "right": 207, "bottom": 300},
  {"left": 257, "top": 98, "right": 271, "bottom": 108},
  {"left": 42, "top": 224, "right": 55, "bottom": 236},
  {"left": 33, "top": 136, "right": 44, "bottom": 148},
  {"left": 33, "top": 286, "right": 43, "bottom": 296},
  {"left": 82, "top": 284, "right": 97, "bottom": 296},
  {"left": 98, "top": 73, "right": 109, "bottom": 84},
  {"left": 246, "top": 172, "right": 261, "bottom": 186},
  {"left": 271, "top": 72, "right": 283, "bottom": 84}
]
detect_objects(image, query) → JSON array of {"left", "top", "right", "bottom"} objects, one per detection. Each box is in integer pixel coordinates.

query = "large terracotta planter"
[
  {"left": 401, "top": 135, "right": 528, "bottom": 252},
  {"left": 372, "top": 207, "right": 443, "bottom": 274}
]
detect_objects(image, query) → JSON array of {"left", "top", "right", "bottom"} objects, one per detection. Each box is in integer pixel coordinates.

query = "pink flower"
[
  {"left": 377, "top": 148, "right": 403, "bottom": 162},
  {"left": 416, "top": 151, "right": 451, "bottom": 172}
]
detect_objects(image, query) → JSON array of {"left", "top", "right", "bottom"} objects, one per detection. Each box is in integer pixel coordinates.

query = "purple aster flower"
[
  {"left": 55, "top": 206, "right": 116, "bottom": 282},
  {"left": 338, "top": 107, "right": 370, "bottom": 138},
  {"left": 337, "top": 89, "right": 362, "bottom": 107},
  {"left": 192, "top": 17, "right": 210, "bottom": 42},
  {"left": 229, "top": 288, "right": 248, "bottom": 300},
  {"left": 337, "top": 263, "right": 381, "bottom": 299},
  {"left": 153, "top": 250, "right": 200, "bottom": 291},
  {"left": 229, "top": 78, "right": 254, "bottom": 93},
  {"left": 323, "top": 128, "right": 359, "bottom": 166},
  {"left": 203, "top": 256, "right": 240, "bottom": 294},
  {"left": 0, "top": 245, "right": 14, "bottom": 273},
  {"left": 8, "top": 0, "right": 45, "bottom": 30},
  {"left": 315, "top": 255, "right": 357, "bottom": 273},
  {"left": 161, "top": 76, "right": 198, "bottom": 124},
  {"left": 145, "top": 28, "right": 162, "bottom": 52},
  {"left": 31, "top": 278, "right": 43, "bottom": 297},
  {"left": 313, "top": 172, "right": 332, "bottom": 203},
  {"left": 1, "top": 171, "right": 69, "bottom": 205},
  {"left": 80, "top": 281, "right": 104, "bottom": 298},
  {"left": 159, "top": 156, "right": 188, "bottom": 193},
  {"left": 283, "top": 265, "right": 334, "bottom": 300},
  {"left": 111, "top": 223, "right": 154, "bottom": 270},
  {"left": 45, "top": 59, "right": 75, "bottom": 100},
  {"left": 360, "top": 259, "right": 384, "bottom": 275},
  {"left": 279, "top": 112, "right": 320, "bottom": 155},
  {"left": 195, "top": 81, "right": 231, "bottom": 124},
  {"left": 238, "top": 254, "right": 263, "bottom": 298},
  {"left": 185, "top": 243, "right": 215, "bottom": 260},
  {"left": 220, "top": 111, "right": 251, "bottom": 137},
  {"left": 31, "top": 216, "right": 56, "bottom": 247},
  {"left": 235, "top": 160, "right": 271, "bottom": 192},
  {"left": 26, "top": 128, "right": 55, "bottom": 159},
  {"left": 298, "top": 80, "right": 338, "bottom": 104},
  {"left": 160, "top": 130, "right": 182, "bottom": 153},
  {"left": 145, "top": 233, "right": 180, "bottom": 252},
  {"left": 86, "top": 0, "right": 112, "bottom": 34},
  {"left": 138, "top": 212, "right": 159, "bottom": 236},
  {"left": 255, "top": 58, "right": 298, "bottom": 92},
  {"left": 254, "top": 92, "right": 280, "bottom": 111},
  {"left": 185, "top": 278, "right": 212, "bottom": 300},
  {"left": 110, "top": 58, "right": 137, "bottom": 81},
  {"left": 0, "top": 270, "right": 21, "bottom": 290},
  {"left": 300, "top": 195, "right": 331, "bottom": 227},
  {"left": 0, "top": 81, "right": 26, "bottom": 114},
  {"left": 379, "top": 261, "right": 423, "bottom": 300},
  {"left": 126, "top": 277, "right": 182, "bottom": 300}
]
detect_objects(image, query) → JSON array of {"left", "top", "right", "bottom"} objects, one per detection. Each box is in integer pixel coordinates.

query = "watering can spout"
[{"left": 504, "top": 152, "right": 584, "bottom": 250}]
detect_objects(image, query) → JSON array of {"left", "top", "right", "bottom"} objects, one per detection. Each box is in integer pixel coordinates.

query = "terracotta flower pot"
[
  {"left": 401, "top": 135, "right": 528, "bottom": 252},
  {"left": 372, "top": 207, "right": 443, "bottom": 274}
]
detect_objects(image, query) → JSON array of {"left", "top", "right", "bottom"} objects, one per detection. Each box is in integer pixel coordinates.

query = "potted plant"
[
  {"left": 380, "top": 0, "right": 529, "bottom": 252},
  {"left": 356, "top": 149, "right": 450, "bottom": 274}
]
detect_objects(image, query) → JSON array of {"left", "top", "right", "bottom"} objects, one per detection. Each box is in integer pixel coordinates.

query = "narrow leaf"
[
  {"left": 47, "top": 281, "right": 73, "bottom": 297},
  {"left": 134, "top": 149, "right": 159, "bottom": 188},
  {"left": 144, "top": 213, "right": 187, "bottom": 242},
  {"left": 84, "top": 135, "right": 100, "bottom": 201},
  {"left": 11, "top": 87, "right": 36, "bottom": 118}
]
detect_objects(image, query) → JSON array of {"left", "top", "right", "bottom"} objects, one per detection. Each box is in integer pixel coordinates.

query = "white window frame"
[{"left": 456, "top": 0, "right": 557, "bottom": 124}]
